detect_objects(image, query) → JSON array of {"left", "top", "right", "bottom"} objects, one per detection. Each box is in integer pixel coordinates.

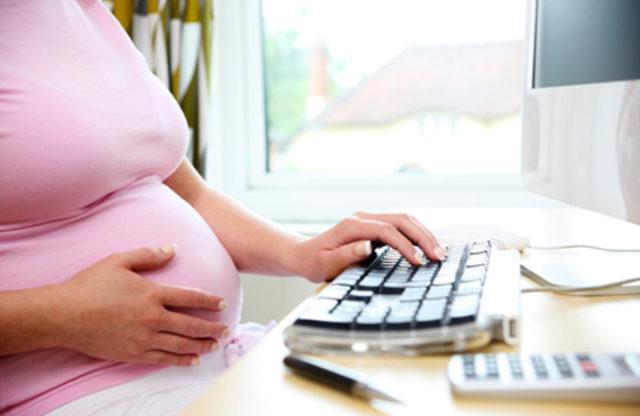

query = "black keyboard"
[{"left": 294, "top": 241, "right": 492, "bottom": 331}]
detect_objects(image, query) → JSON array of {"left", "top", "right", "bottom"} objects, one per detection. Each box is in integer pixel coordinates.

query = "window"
[
  {"left": 263, "top": 0, "right": 526, "bottom": 176},
  {"left": 212, "top": 0, "right": 545, "bottom": 222}
]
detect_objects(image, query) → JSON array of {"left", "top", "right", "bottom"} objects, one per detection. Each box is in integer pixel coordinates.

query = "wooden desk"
[{"left": 184, "top": 208, "right": 640, "bottom": 415}]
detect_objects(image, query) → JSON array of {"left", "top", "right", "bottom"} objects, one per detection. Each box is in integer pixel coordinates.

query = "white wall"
[{"left": 239, "top": 273, "right": 317, "bottom": 324}]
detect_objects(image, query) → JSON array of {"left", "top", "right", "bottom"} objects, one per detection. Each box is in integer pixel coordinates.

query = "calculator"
[{"left": 448, "top": 352, "right": 640, "bottom": 402}]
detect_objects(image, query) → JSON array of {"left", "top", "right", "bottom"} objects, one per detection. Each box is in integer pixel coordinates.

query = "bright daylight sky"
[{"left": 263, "top": 0, "right": 527, "bottom": 87}]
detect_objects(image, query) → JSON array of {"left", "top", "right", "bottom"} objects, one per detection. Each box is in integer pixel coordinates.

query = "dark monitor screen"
[{"left": 533, "top": 0, "right": 640, "bottom": 88}]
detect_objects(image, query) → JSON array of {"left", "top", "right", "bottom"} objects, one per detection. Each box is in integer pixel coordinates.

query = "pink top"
[{"left": 0, "top": 1, "right": 242, "bottom": 414}]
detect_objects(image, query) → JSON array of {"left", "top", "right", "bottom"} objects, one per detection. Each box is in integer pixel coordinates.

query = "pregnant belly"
[
  {"left": 0, "top": 176, "right": 242, "bottom": 325},
  {"left": 0, "top": 177, "right": 241, "bottom": 411}
]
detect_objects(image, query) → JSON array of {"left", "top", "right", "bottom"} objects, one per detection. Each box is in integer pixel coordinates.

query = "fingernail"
[
  {"left": 217, "top": 300, "right": 229, "bottom": 311},
  {"left": 160, "top": 243, "right": 177, "bottom": 255},
  {"left": 355, "top": 240, "right": 372, "bottom": 257},
  {"left": 190, "top": 356, "right": 201, "bottom": 366},
  {"left": 221, "top": 328, "right": 231, "bottom": 338},
  {"left": 414, "top": 250, "right": 427, "bottom": 265},
  {"left": 209, "top": 342, "right": 219, "bottom": 352},
  {"left": 436, "top": 247, "right": 447, "bottom": 260}
]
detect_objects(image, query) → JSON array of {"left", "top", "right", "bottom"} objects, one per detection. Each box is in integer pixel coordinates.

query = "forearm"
[
  {"left": 164, "top": 159, "right": 309, "bottom": 276},
  {"left": 165, "top": 160, "right": 443, "bottom": 282},
  {"left": 0, "top": 285, "right": 65, "bottom": 356},
  {"left": 191, "top": 187, "right": 307, "bottom": 275}
]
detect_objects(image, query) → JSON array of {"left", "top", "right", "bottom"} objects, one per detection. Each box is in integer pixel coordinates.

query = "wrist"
[
  {"left": 36, "top": 282, "right": 77, "bottom": 350},
  {"left": 0, "top": 283, "right": 73, "bottom": 355},
  {"left": 280, "top": 235, "right": 311, "bottom": 277}
]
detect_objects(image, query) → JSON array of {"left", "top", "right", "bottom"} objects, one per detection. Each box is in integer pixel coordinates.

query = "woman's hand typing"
[{"left": 291, "top": 212, "right": 447, "bottom": 283}]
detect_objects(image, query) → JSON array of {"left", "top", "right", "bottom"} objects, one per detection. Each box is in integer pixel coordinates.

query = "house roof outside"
[{"left": 315, "top": 41, "right": 524, "bottom": 126}]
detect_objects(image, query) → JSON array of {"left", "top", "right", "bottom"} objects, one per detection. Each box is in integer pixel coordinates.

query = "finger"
[
  {"left": 159, "top": 285, "right": 228, "bottom": 311},
  {"left": 336, "top": 218, "right": 426, "bottom": 266},
  {"left": 110, "top": 244, "right": 177, "bottom": 272},
  {"left": 143, "top": 350, "right": 201, "bottom": 367},
  {"left": 356, "top": 213, "right": 445, "bottom": 261},
  {"left": 159, "top": 311, "right": 230, "bottom": 339},
  {"left": 154, "top": 333, "right": 219, "bottom": 355},
  {"left": 355, "top": 212, "right": 441, "bottom": 253},
  {"left": 324, "top": 240, "right": 372, "bottom": 279}
]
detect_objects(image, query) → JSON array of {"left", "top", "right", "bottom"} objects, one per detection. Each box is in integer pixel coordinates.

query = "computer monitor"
[{"left": 522, "top": 0, "right": 640, "bottom": 224}]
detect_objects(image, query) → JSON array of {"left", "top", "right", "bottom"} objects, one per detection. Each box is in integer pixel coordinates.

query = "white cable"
[
  {"left": 522, "top": 245, "right": 640, "bottom": 295},
  {"left": 522, "top": 276, "right": 640, "bottom": 295},
  {"left": 528, "top": 244, "right": 640, "bottom": 253}
]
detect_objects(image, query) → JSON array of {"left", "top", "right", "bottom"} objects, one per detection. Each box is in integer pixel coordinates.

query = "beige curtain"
[{"left": 103, "top": 0, "right": 214, "bottom": 174}]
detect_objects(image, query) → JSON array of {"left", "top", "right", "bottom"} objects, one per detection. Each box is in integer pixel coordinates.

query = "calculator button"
[
  {"left": 553, "top": 354, "right": 574, "bottom": 378},
  {"left": 462, "top": 356, "right": 477, "bottom": 379},
  {"left": 531, "top": 355, "right": 549, "bottom": 379},
  {"left": 508, "top": 355, "right": 524, "bottom": 379},
  {"left": 485, "top": 354, "right": 499, "bottom": 378},
  {"left": 576, "top": 353, "right": 600, "bottom": 377}
]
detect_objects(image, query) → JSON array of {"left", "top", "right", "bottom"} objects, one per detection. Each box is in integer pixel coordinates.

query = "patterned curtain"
[{"left": 103, "top": 0, "right": 214, "bottom": 174}]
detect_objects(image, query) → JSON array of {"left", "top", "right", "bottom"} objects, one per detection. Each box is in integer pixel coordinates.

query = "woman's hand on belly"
[{"left": 53, "top": 245, "right": 230, "bottom": 366}]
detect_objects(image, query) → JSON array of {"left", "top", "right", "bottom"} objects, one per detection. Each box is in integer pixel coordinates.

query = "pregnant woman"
[{"left": 0, "top": 1, "right": 445, "bottom": 414}]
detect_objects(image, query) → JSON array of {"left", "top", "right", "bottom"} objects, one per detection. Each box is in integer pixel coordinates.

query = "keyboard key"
[
  {"left": 386, "top": 270, "right": 412, "bottom": 283},
  {"left": 303, "top": 298, "right": 338, "bottom": 314},
  {"left": 382, "top": 280, "right": 430, "bottom": 293},
  {"left": 385, "top": 315, "right": 413, "bottom": 329},
  {"left": 415, "top": 298, "right": 448, "bottom": 328},
  {"left": 335, "top": 300, "right": 366, "bottom": 312},
  {"left": 390, "top": 301, "right": 420, "bottom": 315},
  {"left": 386, "top": 275, "right": 410, "bottom": 283},
  {"left": 365, "top": 269, "right": 390, "bottom": 279},
  {"left": 378, "top": 257, "right": 400, "bottom": 269},
  {"left": 448, "top": 294, "right": 480, "bottom": 324},
  {"left": 347, "top": 290, "right": 374, "bottom": 301},
  {"left": 355, "top": 313, "right": 386, "bottom": 330},
  {"left": 426, "top": 284, "right": 452, "bottom": 299},
  {"left": 465, "top": 253, "right": 488, "bottom": 268},
  {"left": 438, "top": 263, "right": 459, "bottom": 275},
  {"left": 470, "top": 242, "right": 490, "bottom": 254},
  {"left": 447, "top": 244, "right": 467, "bottom": 255},
  {"left": 411, "top": 267, "right": 436, "bottom": 282},
  {"left": 460, "top": 267, "right": 485, "bottom": 282},
  {"left": 318, "top": 285, "right": 351, "bottom": 300},
  {"left": 296, "top": 312, "right": 354, "bottom": 329},
  {"left": 399, "top": 287, "right": 427, "bottom": 302},
  {"left": 432, "top": 272, "right": 456, "bottom": 286},
  {"left": 385, "top": 302, "right": 419, "bottom": 329},
  {"left": 360, "top": 303, "right": 390, "bottom": 315},
  {"left": 358, "top": 277, "right": 385, "bottom": 290},
  {"left": 379, "top": 282, "right": 406, "bottom": 294},
  {"left": 332, "top": 275, "right": 360, "bottom": 286},
  {"left": 455, "top": 280, "right": 483, "bottom": 295}
]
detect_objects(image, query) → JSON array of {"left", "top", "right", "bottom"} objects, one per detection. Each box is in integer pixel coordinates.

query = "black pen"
[{"left": 283, "top": 354, "right": 402, "bottom": 403}]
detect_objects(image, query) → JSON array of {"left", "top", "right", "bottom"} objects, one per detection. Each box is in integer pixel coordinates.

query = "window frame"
[{"left": 209, "top": 0, "right": 551, "bottom": 222}]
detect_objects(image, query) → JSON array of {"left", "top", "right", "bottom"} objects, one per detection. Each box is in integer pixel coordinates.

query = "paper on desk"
[{"left": 520, "top": 249, "right": 640, "bottom": 294}]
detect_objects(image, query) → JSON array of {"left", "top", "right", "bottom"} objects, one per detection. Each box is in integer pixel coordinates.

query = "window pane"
[{"left": 262, "top": 0, "right": 526, "bottom": 175}]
